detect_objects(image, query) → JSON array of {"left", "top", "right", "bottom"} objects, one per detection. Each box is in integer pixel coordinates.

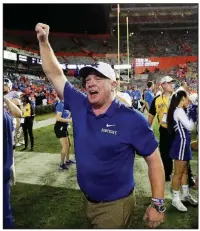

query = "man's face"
[
  {"left": 85, "top": 74, "right": 115, "bottom": 107},
  {"left": 3, "top": 85, "right": 9, "bottom": 95},
  {"left": 162, "top": 81, "right": 174, "bottom": 93}
]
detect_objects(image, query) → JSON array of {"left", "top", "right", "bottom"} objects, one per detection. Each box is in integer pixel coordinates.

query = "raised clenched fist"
[{"left": 35, "top": 23, "right": 50, "bottom": 43}]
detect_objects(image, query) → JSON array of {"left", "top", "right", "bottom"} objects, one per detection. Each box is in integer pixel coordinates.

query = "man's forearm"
[
  {"left": 145, "top": 102, "right": 149, "bottom": 111},
  {"left": 148, "top": 163, "right": 165, "bottom": 199},
  {"left": 57, "top": 117, "right": 71, "bottom": 123},
  {"left": 148, "top": 114, "right": 155, "bottom": 126},
  {"left": 39, "top": 42, "right": 64, "bottom": 79},
  {"left": 145, "top": 149, "right": 165, "bottom": 199},
  {"left": 4, "top": 98, "right": 22, "bottom": 118}
]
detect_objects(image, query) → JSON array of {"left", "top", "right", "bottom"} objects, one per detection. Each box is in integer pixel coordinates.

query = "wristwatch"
[{"left": 150, "top": 202, "right": 166, "bottom": 213}]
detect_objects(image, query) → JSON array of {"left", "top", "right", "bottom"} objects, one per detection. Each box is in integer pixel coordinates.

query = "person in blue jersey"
[
  {"left": 3, "top": 111, "right": 14, "bottom": 228},
  {"left": 167, "top": 90, "right": 198, "bottom": 212},
  {"left": 54, "top": 98, "right": 74, "bottom": 170},
  {"left": 131, "top": 85, "right": 141, "bottom": 110},
  {"left": 36, "top": 23, "right": 166, "bottom": 229},
  {"left": 145, "top": 81, "right": 155, "bottom": 111}
]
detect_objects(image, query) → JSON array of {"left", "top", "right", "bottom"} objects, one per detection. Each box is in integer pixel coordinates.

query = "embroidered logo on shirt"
[
  {"left": 101, "top": 128, "right": 117, "bottom": 135},
  {"left": 106, "top": 124, "right": 116, "bottom": 128}
]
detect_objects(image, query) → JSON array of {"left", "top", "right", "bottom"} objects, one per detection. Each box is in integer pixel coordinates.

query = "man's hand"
[
  {"left": 143, "top": 206, "right": 164, "bottom": 228},
  {"left": 35, "top": 23, "right": 50, "bottom": 43}
]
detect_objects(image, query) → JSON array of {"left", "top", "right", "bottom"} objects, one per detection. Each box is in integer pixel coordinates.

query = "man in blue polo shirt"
[
  {"left": 36, "top": 22, "right": 166, "bottom": 229},
  {"left": 145, "top": 81, "right": 155, "bottom": 111}
]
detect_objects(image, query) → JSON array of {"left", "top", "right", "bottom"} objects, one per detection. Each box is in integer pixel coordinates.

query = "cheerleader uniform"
[{"left": 170, "top": 107, "right": 195, "bottom": 161}]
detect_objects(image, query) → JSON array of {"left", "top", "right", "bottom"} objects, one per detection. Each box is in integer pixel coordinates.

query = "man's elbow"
[
  {"left": 56, "top": 115, "right": 62, "bottom": 122},
  {"left": 187, "top": 124, "right": 195, "bottom": 132}
]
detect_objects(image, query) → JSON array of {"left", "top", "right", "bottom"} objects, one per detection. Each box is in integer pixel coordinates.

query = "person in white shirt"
[{"left": 42, "top": 98, "right": 48, "bottom": 106}]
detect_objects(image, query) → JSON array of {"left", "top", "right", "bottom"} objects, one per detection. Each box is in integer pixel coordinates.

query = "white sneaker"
[
  {"left": 182, "top": 194, "right": 198, "bottom": 206},
  {"left": 172, "top": 200, "right": 188, "bottom": 212},
  {"left": 16, "top": 143, "right": 22, "bottom": 147}
]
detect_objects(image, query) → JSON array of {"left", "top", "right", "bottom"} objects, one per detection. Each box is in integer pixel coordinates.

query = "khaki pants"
[{"left": 84, "top": 191, "right": 135, "bottom": 229}]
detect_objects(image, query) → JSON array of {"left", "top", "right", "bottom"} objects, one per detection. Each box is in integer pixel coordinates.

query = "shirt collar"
[{"left": 85, "top": 98, "right": 120, "bottom": 118}]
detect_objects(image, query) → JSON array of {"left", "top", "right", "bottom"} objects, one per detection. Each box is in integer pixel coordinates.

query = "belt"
[{"left": 84, "top": 188, "right": 134, "bottom": 204}]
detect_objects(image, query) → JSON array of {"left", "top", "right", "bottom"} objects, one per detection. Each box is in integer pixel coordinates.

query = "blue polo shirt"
[
  {"left": 145, "top": 89, "right": 154, "bottom": 108},
  {"left": 64, "top": 82, "right": 158, "bottom": 201},
  {"left": 3, "top": 111, "right": 13, "bottom": 183}
]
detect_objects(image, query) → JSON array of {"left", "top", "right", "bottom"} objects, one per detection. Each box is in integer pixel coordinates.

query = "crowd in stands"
[
  {"left": 3, "top": 28, "right": 198, "bottom": 106},
  {"left": 4, "top": 30, "right": 198, "bottom": 66},
  {"left": 4, "top": 59, "right": 197, "bottom": 111},
  {"left": 119, "top": 15, "right": 197, "bottom": 24},
  {"left": 4, "top": 70, "right": 59, "bottom": 107}
]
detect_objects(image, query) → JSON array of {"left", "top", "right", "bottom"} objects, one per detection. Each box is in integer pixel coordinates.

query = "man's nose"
[{"left": 88, "top": 80, "right": 96, "bottom": 87}]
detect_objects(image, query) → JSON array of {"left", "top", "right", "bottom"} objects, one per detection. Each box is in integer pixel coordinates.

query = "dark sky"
[{"left": 3, "top": 4, "right": 110, "bottom": 34}]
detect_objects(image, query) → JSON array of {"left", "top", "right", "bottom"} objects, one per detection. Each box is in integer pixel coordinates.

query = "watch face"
[
  {"left": 151, "top": 203, "right": 166, "bottom": 212},
  {"left": 158, "top": 205, "right": 166, "bottom": 212}
]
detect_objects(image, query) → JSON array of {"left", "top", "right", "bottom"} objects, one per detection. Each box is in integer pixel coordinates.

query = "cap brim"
[
  {"left": 161, "top": 79, "right": 175, "bottom": 84},
  {"left": 167, "top": 79, "right": 176, "bottom": 83},
  {"left": 79, "top": 66, "right": 107, "bottom": 79}
]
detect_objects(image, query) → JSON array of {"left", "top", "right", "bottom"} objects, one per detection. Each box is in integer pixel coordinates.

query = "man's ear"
[{"left": 111, "top": 81, "right": 118, "bottom": 91}]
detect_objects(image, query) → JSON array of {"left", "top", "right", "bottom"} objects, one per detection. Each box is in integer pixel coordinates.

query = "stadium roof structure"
[{"left": 110, "top": 3, "right": 198, "bottom": 35}]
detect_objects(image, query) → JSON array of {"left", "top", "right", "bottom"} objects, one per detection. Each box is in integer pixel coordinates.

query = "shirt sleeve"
[
  {"left": 149, "top": 96, "right": 157, "bottom": 116},
  {"left": 144, "top": 91, "right": 149, "bottom": 102},
  {"left": 63, "top": 82, "right": 86, "bottom": 111},
  {"left": 130, "top": 112, "right": 158, "bottom": 156},
  {"left": 174, "top": 108, "right": 195, "bottom": 131},
  {"left": 56, "top": 102, "right": 63, "bottom": 114}
]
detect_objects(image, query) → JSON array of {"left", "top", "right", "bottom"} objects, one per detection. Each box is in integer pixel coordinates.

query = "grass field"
[
  {"left": 11, "top": 114, "right": 198, "bottom": 229},
  {"left": 11, "top": 184, "right": 198, "bottom": 229},
  {"left": 35, "top": 112, "right": 55, "bottom": 121}
]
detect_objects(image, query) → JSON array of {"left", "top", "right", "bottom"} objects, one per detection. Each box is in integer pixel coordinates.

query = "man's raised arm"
[{"left": 35, "top": 23, "right": 67, "bottom": 98}]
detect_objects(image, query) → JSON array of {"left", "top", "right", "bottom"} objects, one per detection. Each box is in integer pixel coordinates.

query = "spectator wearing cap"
[
  {"left": 4, "top": 78, "right": 22, "bottom": 153},
  {"left": 148, "top": 76, "right": 175, "bottom": 181},
  {"left": 37, "top": 22, "right": 166, "bottom": 229}
]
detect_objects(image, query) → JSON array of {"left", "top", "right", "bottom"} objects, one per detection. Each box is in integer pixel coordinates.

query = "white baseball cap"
[
  {"left": 79, "top": 62, "right": 116, "bottom": 81},
  {"left": 160, "top": 76, "right": 175, "bottom": 84},
  {"left": 4, "top": 78, "right": 12, "bottom": 91}
]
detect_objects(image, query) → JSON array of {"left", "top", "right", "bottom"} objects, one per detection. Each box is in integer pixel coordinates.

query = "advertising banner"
[{"left": 133, "top": 56, "right": 198, "bottom": 74}]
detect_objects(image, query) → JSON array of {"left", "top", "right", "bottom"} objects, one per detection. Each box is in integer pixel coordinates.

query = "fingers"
[
  {"left": 147, "top": 219, "right": 164, "bottom": 228},
  {"left": 35, "top": 23, "right": 49, "bottom": 43},
  {"left": 143, "top": 212, "right": 148, "bottom": 221},
  {"left": 35, "top": 23, "right": 49, "bottom": 32}
]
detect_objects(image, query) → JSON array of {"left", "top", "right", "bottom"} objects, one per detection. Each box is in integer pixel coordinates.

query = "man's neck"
[
  {"left": 162, "top": 91, "right": 171, "bottom": 97},
  {"left": 92, "top": 96, "right": 114, "bottom": 116}
]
